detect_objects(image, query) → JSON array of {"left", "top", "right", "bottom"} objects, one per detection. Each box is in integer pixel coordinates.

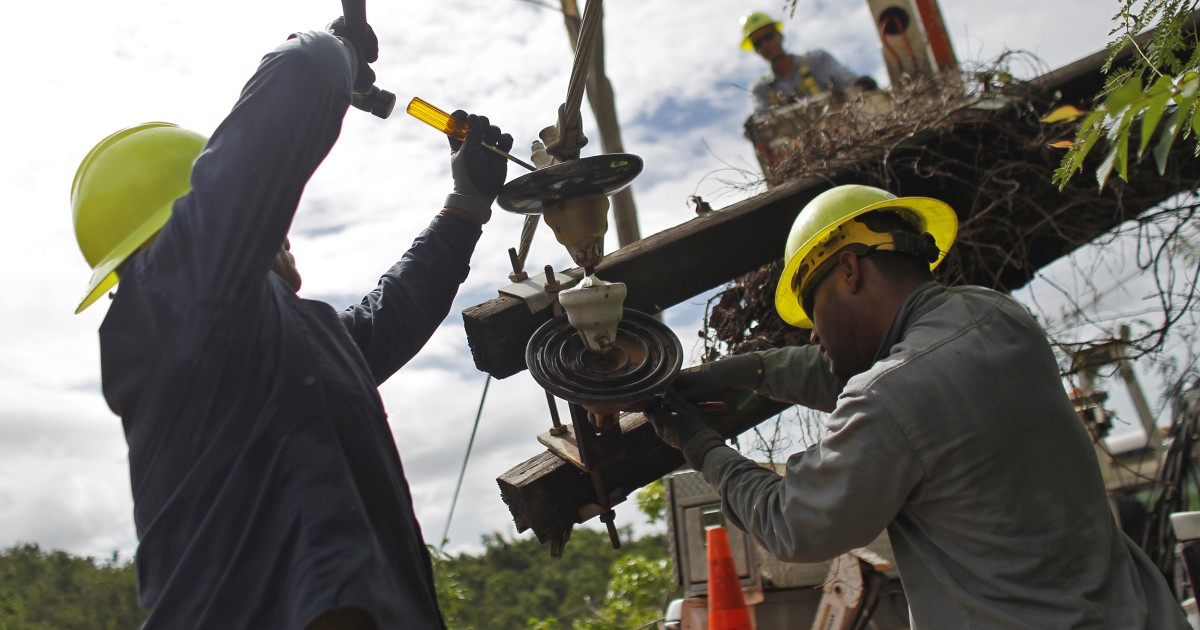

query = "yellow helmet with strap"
[
  {"left": 775, "top": 185, "right": 958, "bottom": 328},
  {"left": 71, "top": 122, "right": 208, "bottom": 313},
  {"left": 740, "top": 12, "right": 782, "bottom": 51}
]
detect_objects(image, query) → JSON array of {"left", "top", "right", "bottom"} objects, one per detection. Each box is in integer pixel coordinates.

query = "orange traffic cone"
[{"left": 707, "top": 526, "right": 753, "bottom": 630}]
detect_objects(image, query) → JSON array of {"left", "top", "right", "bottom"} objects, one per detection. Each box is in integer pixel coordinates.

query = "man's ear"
[{"left": 837, "top": 250, "right": 864, "bottom": 294}]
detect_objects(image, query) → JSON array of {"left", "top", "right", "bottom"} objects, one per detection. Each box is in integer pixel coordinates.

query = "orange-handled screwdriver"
[{"left": 406, "top": 97, "right": 535, "bottom": 171}]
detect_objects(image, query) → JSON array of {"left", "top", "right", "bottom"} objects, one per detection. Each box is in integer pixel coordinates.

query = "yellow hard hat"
[
  {"left": 71, "top": 122, "right": 208, "bottom": 313},
  {"left": 741, "top": 12, "right": 783, "bottom": 51},
  {"left": 774, "top": 185, "right": 958, "bottom": 328}
]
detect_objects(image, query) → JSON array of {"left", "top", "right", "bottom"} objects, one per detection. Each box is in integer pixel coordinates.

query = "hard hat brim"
[
  {"left": 74, "top": 207, "right": 172, "bottom": 313},
  {"left": 774, "top": 196, "right": 958, "bottom": 328}
]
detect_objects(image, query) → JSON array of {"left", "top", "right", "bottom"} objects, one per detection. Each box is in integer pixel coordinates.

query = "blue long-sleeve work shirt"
[{"left": 99, "top": 31, "right": 479, "bottom": 629}]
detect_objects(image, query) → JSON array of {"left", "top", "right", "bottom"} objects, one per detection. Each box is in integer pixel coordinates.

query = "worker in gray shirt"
[
  {"left": 646, "top": 185, "right": 1189, "bottom": 628},
  {"left": 741, "top": 12, "right": 878, "bottom": 115}
]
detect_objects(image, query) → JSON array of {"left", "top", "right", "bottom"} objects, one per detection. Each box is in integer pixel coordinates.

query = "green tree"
[
  {"left": 1052, "top": 0, "right": 1200, "bottom": 188},
  {"left": 429, "top": 545, "right": 472, "bottom": 627},
  {"left": 635, "top": 479, "right": 667, "bottom": 525},
  {"left": 0, "top": 543, "right": 144, "bottom": 629},
  {"left": 542, "top": 554, "right": 676, "bottom": 630},
  {"left": 432, "top": 527, "right": 677, "bottom": 629}
]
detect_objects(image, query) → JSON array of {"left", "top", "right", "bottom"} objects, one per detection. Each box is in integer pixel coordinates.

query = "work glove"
[
  {"left": 445, "top": 110, "right": 513, "bottom": 224},
  {"left": 672, "top": 353, "right": 765, "bottom": 402},
  {"left": 645, "top": 389, "right": 727, "bottom": 470},
  {"left": 326, "top": 16, "right": 379, "bottom": 93}
]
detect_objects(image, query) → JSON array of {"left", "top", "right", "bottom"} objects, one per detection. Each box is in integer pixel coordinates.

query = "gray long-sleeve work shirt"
[
  {"left": 751, "top": 50, "right": 861, "bottom": 114},
  {"left": 700, "top": 282, "right": 1187, "bottom": 628},
  {"left": 100, "top": 31, "right": 476, "bottom": 628}
]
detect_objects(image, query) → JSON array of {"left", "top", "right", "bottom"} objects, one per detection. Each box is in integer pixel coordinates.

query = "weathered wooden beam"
[
  {"left": 498, "top": 392, "right": 789, "bottom": 544},
  {"left": 464, "top": 173, "right": 869, "bottom": 379}
]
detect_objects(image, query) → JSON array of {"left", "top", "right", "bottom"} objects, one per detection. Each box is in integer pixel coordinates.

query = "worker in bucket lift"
[
  {"left": 69, "top": 16, "right": 511, "bottom": 630},
  {"left": 742, "top": 11, "right": 878, "bottom": 115},
  {"left": 645, "top": 185, "right": 1189, "bottom": 628}
]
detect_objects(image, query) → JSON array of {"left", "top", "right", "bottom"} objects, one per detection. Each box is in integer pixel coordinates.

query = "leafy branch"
[{"left": 1052, "top": 0, "right": 1200, "bottom": 189}]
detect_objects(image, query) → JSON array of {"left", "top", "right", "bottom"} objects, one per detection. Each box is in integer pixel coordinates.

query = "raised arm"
[
  {"left": 340, "top": 214, "right": 480, "bottom": 385},
  {"left": 670, "top": 345, "right": 842, "bottom": 412},
  {"left": 152, "top": 31, "right": 354, "bottom": 302},
  {"left": 339, "top": 112, "right": 512, "bottom": 383}
]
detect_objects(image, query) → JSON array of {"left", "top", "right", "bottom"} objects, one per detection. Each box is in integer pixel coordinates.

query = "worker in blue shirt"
[{"left": 69, "top": 17, "right": 510, "bottom": 630}]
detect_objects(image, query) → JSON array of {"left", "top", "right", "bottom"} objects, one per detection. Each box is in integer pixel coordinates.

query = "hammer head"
[{"left": 352, "top": 86, "right": 396, "bottom": 119}]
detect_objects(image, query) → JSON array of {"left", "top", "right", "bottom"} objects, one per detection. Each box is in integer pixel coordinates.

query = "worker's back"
[{"left": 866, "top": 283, "right": 1187, "bottom": 628}]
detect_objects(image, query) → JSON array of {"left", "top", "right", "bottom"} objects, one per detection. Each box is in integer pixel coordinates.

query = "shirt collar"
[{"left": 874, "top": 281, "right": 944, "bottom": 362}]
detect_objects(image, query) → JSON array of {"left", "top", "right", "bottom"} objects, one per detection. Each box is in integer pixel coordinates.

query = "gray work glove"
[
  {"left": 326, "top": 16, "right": 379, "bottom": 93},
  {"left": 445, "top": 111, "right": 513, "bottom": 224},
  {"left": 645, "top": 389, "right": 727, "bottom": 470},
  {"left": 672, "top": 353, "right": 765, "bottom": 402}
]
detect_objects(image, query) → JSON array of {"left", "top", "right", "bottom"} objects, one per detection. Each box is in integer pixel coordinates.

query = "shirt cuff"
[{"left": 444, "top": 193, "right": 492, "bottom": 224}]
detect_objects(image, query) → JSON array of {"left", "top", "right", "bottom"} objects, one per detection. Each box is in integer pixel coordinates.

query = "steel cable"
[
  {"left": 446, "top": 1, "right": 604, "bottom": 546},
  {"left": 440, "top": 375, "right": 490, "bottom": 552},
  {"left": 563, "top": 0, "right": 603, "bottom": 126}
]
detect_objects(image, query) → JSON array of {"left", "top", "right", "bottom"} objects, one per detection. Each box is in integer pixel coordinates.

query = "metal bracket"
[
  {"left": 498, "top": 270, "right": 579, "bottom": 314},
  {"left": 536, "top": 403, "right": 628, "bottom": 550},
  {"left": 577, "top": 489, "right": 630, "bottom": 521},
  {"left": 537, "top": 405, "right": 629, "bottom": 471},
  {"left": 538, "top": 422, "right": 588, "bottom": 470}
]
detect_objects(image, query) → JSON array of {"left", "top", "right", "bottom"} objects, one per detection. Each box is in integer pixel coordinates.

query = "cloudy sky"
[{"left": 1, "top": 0, "right": 1134, "bottom": 561}]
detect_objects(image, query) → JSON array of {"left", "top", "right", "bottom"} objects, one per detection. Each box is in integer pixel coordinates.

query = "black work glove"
[
  {"left": 444, "top": 110, "right": 513, "bottom": 224},
  {"left": 645, "top": 389, "right": 727, "bottom": 470},
  {"left": 672, "top": 353, "right": 765, "bottom": 402},
  {"left": 326, "top": 16, "right": 379, "bottom": 93}
]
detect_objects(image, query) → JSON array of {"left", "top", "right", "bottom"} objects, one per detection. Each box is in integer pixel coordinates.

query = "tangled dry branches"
[{"left": 700, "top": 56, "right": 1200, "bottom": 385}]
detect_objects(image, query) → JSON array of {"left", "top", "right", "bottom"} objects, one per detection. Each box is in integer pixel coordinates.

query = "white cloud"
[{"left": 0, "top": 0, "right": 1130, "bottom": 565}]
